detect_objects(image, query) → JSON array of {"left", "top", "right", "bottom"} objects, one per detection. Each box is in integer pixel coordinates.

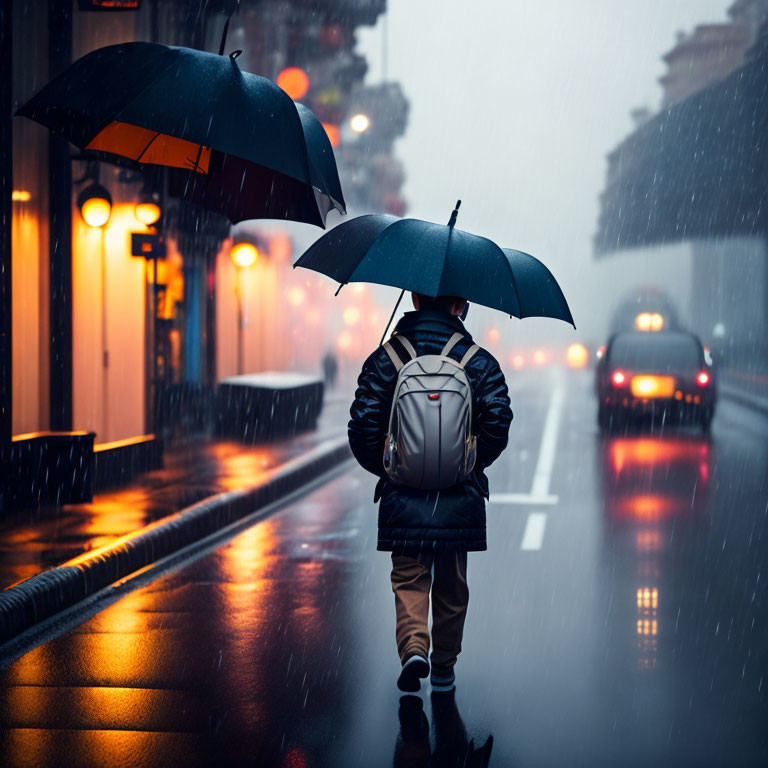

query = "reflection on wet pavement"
[
  {"left": 394, "top": 693, "right": 494, "bottom": 768},
  {"left": 0, "top": 400, "right": 347, "bottom": 589},
  {"left": 0, "top": 375, "right": 766, "bottom": 766}
]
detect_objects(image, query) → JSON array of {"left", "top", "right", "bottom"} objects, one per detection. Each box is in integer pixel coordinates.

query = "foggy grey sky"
[{"left": 356, "top": 1, "right": 733, "bottom": 340}]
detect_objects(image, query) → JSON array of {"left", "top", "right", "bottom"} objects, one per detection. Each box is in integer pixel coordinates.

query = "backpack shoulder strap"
[
  {"left": 383, "top": 341, "right": 404, "bottom": 371},
  {"left": 460, "top": 343, "right": 480, "bottom": 367},
  {"left": 442, "top": 332, "right": 478, "bottom": 367},
  {"left": 395, "top": 334, "right": 417, "bottom": 360},
  {"left": 383, "top": 334, "right": 417, "bottom": 372},
  {"left": 441, "top": 332, "right": 465, "bottom": 357}
]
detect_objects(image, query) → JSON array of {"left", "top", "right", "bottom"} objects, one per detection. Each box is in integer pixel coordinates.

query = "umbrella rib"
[
  {"left": 136, "top": 131, "right": 161, "bottom": 163},
  {"left": 502, "top": 250, "right": 524, "bottom": 317}
]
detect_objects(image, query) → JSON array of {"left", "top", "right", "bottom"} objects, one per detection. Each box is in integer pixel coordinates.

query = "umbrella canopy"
[
  {"left": 16, "top": 42, "right": 345, "bottom": 227},
  {"left": 295, "top": 201, "right": 575, "bottom": 330}
]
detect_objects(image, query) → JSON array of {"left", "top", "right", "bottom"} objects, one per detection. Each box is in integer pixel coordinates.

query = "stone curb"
[
  {"left": 0, "top": 436, "right": 352, "bottom": 645},
  {"left": 720, "top": 382, "right": 768, "bottom": 417}
]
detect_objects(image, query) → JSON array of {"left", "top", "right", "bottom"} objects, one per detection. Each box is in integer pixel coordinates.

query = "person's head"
[{"left": 412, "top": 292, "right": 468, "bottom": 317}]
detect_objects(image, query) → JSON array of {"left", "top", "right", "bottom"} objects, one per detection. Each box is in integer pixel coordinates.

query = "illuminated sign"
[
  {"left": 131, "top": 233, "right": 165, "bottom": 259},
  {"left": 78, "top": 0, "right": 140, "bottom": 9}
]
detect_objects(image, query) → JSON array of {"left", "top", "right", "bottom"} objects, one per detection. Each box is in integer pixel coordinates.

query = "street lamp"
[
  {"left": 230, "top": 242, "right": 260, "bottom": 374},
  {"left": 77, "top": 182, "right": 112, "bottom": 228},
  {"left": 231, "top": 242, "right": 259, "bottom": 269},
  {"left": 350, "top": 113, "right": 371, "bottom": 134},
  {"left": 135, "top": 193, "right": 162, "bottom": 227}
]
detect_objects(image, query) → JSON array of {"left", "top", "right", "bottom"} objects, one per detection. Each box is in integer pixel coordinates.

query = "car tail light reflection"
[
  {"left": 612, "top": 370, "right": 627, "bottom": 386},
  {"left": 697, "top": 371, "right": 710, "bottom": 386}
]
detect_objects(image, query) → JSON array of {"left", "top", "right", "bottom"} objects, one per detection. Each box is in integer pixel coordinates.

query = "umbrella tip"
[{"left": 448, "top": 199, "right": 461, "bottom": 228}]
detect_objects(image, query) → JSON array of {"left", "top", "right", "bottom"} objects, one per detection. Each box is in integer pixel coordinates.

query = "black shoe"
[
  {"left": 397, "top": 654, "right": 430, "bottom": 692},
  {"left": 430, "top": 665, "right": 456, "bottom": 692}
]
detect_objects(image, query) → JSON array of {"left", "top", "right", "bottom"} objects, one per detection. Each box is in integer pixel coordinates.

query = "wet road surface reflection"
[{"left": 0, "top": 373, "right": 766, "bottom": 766}]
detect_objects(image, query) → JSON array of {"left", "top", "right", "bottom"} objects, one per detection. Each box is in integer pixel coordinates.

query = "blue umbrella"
[
  {"left": 295, "top": 200, "right": 575, "bottom": 341},
  {"left": 16, "top": 42, "right": 345, "bottom": 227}
]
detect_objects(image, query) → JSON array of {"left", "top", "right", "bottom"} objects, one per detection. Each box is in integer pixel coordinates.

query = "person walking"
[{"left": 348, "top": 292, "right": 512, "bottom": 693}]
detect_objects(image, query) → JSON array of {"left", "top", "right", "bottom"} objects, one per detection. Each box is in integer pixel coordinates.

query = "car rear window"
[{"left": 610, "top": 333, "right": 701, "bottom": 372}]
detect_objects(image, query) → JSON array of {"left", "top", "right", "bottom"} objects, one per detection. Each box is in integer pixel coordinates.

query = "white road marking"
[
  {"left": 488, "top": 492, "right": 558, "bottom": 505},
  {"left": 530, "top": 384, "right": 565, "bottom": 498},
  {"left": 487, "top": 383, "right": 566, "bottom": 554},
  {"left": 520, "top": 513, "right": 547, "bottom": 550}
]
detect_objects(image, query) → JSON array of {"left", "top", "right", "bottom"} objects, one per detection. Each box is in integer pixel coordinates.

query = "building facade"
[{"left": 2, "top": 0, "right": 408, "bottom": 504}]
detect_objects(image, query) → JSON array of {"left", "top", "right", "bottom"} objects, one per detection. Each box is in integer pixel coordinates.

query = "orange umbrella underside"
[{"left": 86, "top": 120, "right": 211, "bottom": 173}]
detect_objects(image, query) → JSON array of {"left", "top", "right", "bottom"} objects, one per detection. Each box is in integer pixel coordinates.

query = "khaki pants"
[{"left": 390, "top": 551, "right": 469, "bottom": 669}]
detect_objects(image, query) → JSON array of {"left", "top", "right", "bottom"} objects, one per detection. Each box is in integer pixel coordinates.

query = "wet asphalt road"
[{"left": 0, "top": 368, "right": 766, "bottom": 767}]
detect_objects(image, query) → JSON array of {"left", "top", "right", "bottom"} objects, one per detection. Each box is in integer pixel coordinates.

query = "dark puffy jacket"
[{"left": 348, "top": 309, "right": 512, "bottom": 553}]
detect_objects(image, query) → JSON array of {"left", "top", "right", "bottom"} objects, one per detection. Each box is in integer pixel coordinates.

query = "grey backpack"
[{"left": 382, "top": 332, "right": 479, "bottom": 490}]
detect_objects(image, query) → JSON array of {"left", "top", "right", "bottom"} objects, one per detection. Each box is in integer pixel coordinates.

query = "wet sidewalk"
[{"left": 0, "top": 395, "right": 350, "bottom": 591}]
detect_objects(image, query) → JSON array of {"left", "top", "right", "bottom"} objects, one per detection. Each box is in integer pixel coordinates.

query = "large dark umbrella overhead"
[
  {"left": 295, "top": 201, "right": 574, "bottom": 340},
  {"left": 595, "top": 37, "right": 768, "bottom": 253},
  {"left": 16, "top": 42, "right": 345, "bottom": 227}
]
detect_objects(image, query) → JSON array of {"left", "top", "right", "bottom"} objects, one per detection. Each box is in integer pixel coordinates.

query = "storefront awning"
[{"left": 595, "top": 40, "right": 768, "bottom": 255}]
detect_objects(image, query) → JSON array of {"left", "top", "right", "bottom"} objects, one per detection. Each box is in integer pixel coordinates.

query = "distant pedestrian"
[
  {"left": 348, "top": 293, "right": 512, "bottom": 693},
  {"left": 322, "top": 348, "right": 339, "bottom": 390}
]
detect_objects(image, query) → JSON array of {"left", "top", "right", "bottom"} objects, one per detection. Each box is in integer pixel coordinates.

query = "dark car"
[{"left": 596, "top": 330, "right": 716, "bottom": 433}]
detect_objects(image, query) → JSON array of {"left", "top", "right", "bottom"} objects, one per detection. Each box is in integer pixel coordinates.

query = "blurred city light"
[
  {"left": 287, "top": 286, "right": 306, "bottom": 306},
  {"left": 77, "top": 183, "right": 112, "bottom": 228},
  {"left": 11, "top": 189, "right": 31, "bottom": 202},
  {"left": 230, "top": 242, "right": 259, "bottom": 269},
  {"left": 343, "top": 306, "right": 360, "bottom": 326},
  {"left": 566, "top": 343, "right": 588, "bottom": 368},
  {"left": 322, "top": 123, "right": 341, "bottom": 148},
  {"left": 337, "top": 330, "right": 352, "bottom": 350},
  {"left": 635, "top": 312, "right": 664, "bottom": 331},
  {"left": 276, "top": 67, "right": 310, "bottom": 100},
  {"left": 350, "top": 113, "right": 370, "bottom": 133},
  {"left": 486, "top": 327, "right": 500, "bottom": 345}
]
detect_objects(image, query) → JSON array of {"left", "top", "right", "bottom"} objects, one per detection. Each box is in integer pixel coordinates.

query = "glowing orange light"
[
  {"left": 566, "top": 343, "right": 588, "bottom": 369},
  {"left": 616, "top": 494, "right": 679, "bottom": 521},
  {"left": 609, "top": 438, "right": 710, "bottom": 475},
  {"left": 134, "top": 201, "right": 161, "bottom": 226},
  {"left": 512, "top": 353, "right": 525, "bottom": 370},
  {"left": 635, "top": 312, "right": 664, "bottom": 331},
  {"left": 532, "top": 348, "right": 550, "bottom": 366},
  {"left": 231, "top": 242, "right": 259, "bottom": 269},
  {"left": 487, "top": 327, "right": 500, "bottom": 345},
  {"left": 12, "top": 190, "right": 31, "bottom": 202},
  {"left": 630, "top": 375, "right": 675, "bottom": 399},
  {"left": 322, "top": 122, "right": 341, "bottom": 148},
  {"left": 277, "top": 67, "right": 310, "bottom": 100},
  {"left": 78, "top": 183, "right": 112, "bottom": 228}
]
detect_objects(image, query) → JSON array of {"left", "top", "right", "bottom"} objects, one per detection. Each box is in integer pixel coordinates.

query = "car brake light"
[
  {"left": 596, "top": 345, "right": 606, "bottom": 360},
  {"left": 612, "top": 370, "right": 627, "bottom": 386},
  {"left": 697, "top": 371, "right": 710, "bottom": 386}
]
